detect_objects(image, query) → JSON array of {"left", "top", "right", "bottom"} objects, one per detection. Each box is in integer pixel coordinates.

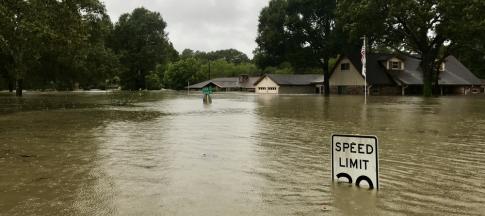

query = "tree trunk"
[
  {"left": 8, "top": 78, "right": 14, "bottom": 92},
  {"left": 432, "top": 64, "right": 441, "bottom": 95},
  {"left": 15, "top": 79, "right": 23, "bottom": 97},
  {"left": 421, "top": 60, "right": 433, "bottom": 97},
  {"left": 322, "top": 57, "right": 330, "bottom": 96}
]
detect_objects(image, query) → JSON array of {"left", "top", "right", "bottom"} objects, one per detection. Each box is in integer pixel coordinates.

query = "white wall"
[
  {"left": 330, "top": 58, "right": 366, "bottom": 86},
  {"left": 255, "top": 77, "right": 279, "bottom": 94}
]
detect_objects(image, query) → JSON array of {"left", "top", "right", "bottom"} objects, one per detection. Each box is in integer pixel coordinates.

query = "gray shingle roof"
[
  {"left": 386, "top": 55, "right": 481, "bottom": 86},
  {"left": 254, "top": 74, "right": 324, "bottom": 86},
  {"left": 343, "top": 53, "right": 481, "bottom": 86},
  {"left": 187, "top": 77, "right": 260, "bottom": 89}
]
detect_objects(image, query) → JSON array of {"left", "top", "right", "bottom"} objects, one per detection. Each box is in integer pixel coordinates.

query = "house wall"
[
  {"left": 330, "top": 58, "right": 366, "bottom": 86},
  {"left": 255, "top": 77, "right": 279, "bottom": 94},
  {"left": 330, "top": 86, "right": 364, "bottom": 95},
  {"left": 279, "top": 86, "right": 316, "bottom": 94},
  {"left": 442, "top": 86, "right": 483, "bottom": 95},
  {"left": 370, "top": 86, "right": 401, "bottom": 95}
]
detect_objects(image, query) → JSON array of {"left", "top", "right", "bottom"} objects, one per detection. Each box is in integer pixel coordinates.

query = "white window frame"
[
  {"left": 390, "top": 61, "right": 402, "bottom": 70},
  {"left": 341, "top": 63, "right": 350, "bottom": 71}
]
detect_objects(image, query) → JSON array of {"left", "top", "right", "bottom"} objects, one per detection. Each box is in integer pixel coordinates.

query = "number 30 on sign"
[{"left": 331, "top": 134, "right": 379, "bottom": 190}]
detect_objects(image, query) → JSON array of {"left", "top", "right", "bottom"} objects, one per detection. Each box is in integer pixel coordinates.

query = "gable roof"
[
  {"left": 187, "top": 77, "right": 260, "bottom": 89},
  {"left": 254, "top": 74, "right": 324, "bottom": 86},
  {"left": 335, "top": 53, "right": 396, "bottom": 85}
]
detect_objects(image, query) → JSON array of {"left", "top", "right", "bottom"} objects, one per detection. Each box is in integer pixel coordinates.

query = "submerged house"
[
  {"left": 253, "top": 74, "right": 324, "bottom": 94},
  {"left": 330, "top": 53, "right": 482, "bottom": 95},
  {"left": 187, "top": 75, "right": 260, "bottom": 92}
]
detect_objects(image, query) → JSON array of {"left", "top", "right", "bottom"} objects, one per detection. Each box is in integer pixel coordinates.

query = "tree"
[
  {"left": 338, "top": 0, "right": 485, "bottom": 96},
  {"left": 0, "top": 0, "right": 48, "bottom": 96},
  {"left": 206, "top": 49, "right": 250, "bottom": 64},
  {"left": 163, "top": 58, "right": 200, "bottom": 90},
  {"left": 110, "top": 7, "right": 175, "bottom": 90},
  {"left": 0, "top": 0, "right": 113, "bottom": 94},
  {"left": 253, "top": 0, "right": 289, "bottom": 69},
  {"left": 285, "top": 0, "right": 338, "bottom": 96},
  {"left": 254, "top": 0, "right": 342, "bottom": 95}
]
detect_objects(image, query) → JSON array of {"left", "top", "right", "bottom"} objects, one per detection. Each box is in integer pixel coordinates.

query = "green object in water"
[{"left": 202, "top": 87, "right": 212, "bottom": 95}]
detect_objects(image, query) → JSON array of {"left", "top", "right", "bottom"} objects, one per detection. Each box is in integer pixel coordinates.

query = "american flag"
[{"left": 361, "top": 41, "right": 366, "bottom": 77}]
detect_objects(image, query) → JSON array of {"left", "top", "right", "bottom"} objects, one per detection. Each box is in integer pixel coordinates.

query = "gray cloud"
[{"left": 102, "top": 0, "right": 270, "bottom": 58}]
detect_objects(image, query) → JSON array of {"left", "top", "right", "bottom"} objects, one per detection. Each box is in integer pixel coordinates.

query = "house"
[
  {"left": 330, "top": 53, "right": 482, "bottom": 95},
  {"left": 187, "top": 75, "right": 260, "bottom": 92},
  {"left": 253, "top": 74, "right": 324, "bottom": 94}
]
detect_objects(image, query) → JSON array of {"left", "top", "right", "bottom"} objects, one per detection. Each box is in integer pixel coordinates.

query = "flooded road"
[{"left": 1, "top": 92, "right": 484, "bottom": 215}]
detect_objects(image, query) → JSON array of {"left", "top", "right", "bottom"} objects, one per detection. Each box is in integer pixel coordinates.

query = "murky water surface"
[{"left": 1, "top": 91, "right": 484, "bottom": 215}]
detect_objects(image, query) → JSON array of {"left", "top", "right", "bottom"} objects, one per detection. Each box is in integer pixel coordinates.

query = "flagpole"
[
  {"left": 365, "top": 36, "right": 367, "bottom": 104},
  {"left": 362, "top": 36, "right": 367, "bottom": 104}
]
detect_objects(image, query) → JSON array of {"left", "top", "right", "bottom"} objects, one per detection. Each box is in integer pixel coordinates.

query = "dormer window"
[
  {"left": 341, "top": 63, "right": 350, "bottom": 71},
  {"left": 390, "top": 61, "right": 402, "bottom": 70},
  {"left": 439, "top": 62, "right": 445, "bottom": 72}
]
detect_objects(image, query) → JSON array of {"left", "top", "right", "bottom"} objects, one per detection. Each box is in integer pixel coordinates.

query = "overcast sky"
[{"left": 102, "top": 0, "right": 270, "bottom": 58}]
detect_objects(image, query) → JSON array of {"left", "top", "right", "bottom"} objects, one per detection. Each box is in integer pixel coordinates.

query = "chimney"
[{"left": 239, "top": 74, "right": 249, "bottom": 83}]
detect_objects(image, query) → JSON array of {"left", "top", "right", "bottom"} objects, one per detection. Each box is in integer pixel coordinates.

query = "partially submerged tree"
[
  {"left": 253, "top": 0, "right": 289, "bottom": 70},
  {"left": 285, "top": 0, "right": 338, "bottom": 96},
  {"left": 110, "top": 7, "right": 176, "bottom": 90},
  {"left": 0, "top": 0, "right": 115, "bottom": 95}
]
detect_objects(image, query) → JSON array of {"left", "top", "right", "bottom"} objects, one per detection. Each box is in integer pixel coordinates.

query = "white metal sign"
[{"left": 332, "top": 134, "right": 379, "bottom": 190}]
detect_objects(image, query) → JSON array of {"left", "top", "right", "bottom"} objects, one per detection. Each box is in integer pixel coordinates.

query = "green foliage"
[
  {"left": 255, "top": 0, "right": 342, "bottom": 95},
  {"left": 201, "top": 59, "right": 259, "bottom": 78},
  {"left": 181, "top": 48, "right": 250, "bottom": 64},
  {"left": 163, "top": 58, "right": 200, "bottom": 90},
  {"left": 253, "top": 0, "right": 289, "bottom": 69},
  {"left": 145, "top": 71, "right": 162, "bottom": 90},
  {"left": 110, "top": 7, "right": 177, "bottom": 90},
  {"left": 0, "top": 0, "right": 120, "bottom": 93}
]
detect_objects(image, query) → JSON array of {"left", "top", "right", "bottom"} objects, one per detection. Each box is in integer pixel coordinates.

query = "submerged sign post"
[{"left": 331, "top": 134, "right": 379, "bottom": 190}]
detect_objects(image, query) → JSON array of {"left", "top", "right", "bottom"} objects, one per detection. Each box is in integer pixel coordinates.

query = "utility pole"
[{"left": 208, "top": 60, "right": 211, "bottom": 80}]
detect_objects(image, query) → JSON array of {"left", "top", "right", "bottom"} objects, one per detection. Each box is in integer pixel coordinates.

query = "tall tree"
[
  {"left": 110, "top": 7, "right": 174, "bottom": 90},
  {"left": 163, "top": 58, "right": 200, "bottom": 90},
  {"left": 0, "top": 0, "right": 47, "bottom": 96},
  {"left": 253, "top": 0, "right": 289, "bottom": 69},
  {"left": 338, "top": 0, "right": 485, "bottom": 96},
  {"left": 285, "top": 0, "right": 338, "bottom": 96},
  {"left": 0, "top": 0, "right": 112, "bottom": 95}
]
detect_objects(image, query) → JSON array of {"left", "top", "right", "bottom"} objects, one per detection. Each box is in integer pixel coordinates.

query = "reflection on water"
[{"left": 1, "top": 92, "right": 484, "bottom": 215}]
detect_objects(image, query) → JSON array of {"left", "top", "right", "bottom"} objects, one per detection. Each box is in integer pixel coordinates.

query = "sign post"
[
  {"left": 331, "top": 134, "right": 379, "bottom": 190},
  {"left": 202, "top": 86, "right": 213, "bottom": 104}
]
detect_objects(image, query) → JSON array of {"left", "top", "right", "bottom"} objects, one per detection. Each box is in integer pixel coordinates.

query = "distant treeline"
[
  {"left": 254, "top": 0, "right": 485, "bottom": 96},
  {"left": 0, "top": 1, "right": 264, "bottom": 94}
]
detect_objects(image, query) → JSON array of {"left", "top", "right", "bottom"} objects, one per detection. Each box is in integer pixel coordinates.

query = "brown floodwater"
[{"left": 0, "top": 91, "right": 484, "bottom": 215}]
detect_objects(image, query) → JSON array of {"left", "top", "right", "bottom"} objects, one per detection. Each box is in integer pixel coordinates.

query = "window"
[
  {"left": 341, "top": 63, "right": 350, "bottom": 71},
  {"left": 439, "top": 62, "right": 446, "bottom": 71},
  {"left": 258, "top": 87, "right": 266, "bottom": 90},
  {"left": 268, "top": 87, "right": 277, "bottom": 91},
  {"left": 390, "top": 61, "right": 402, "bottom": 70}
]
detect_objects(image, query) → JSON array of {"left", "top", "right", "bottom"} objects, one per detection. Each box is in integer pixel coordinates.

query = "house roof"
[
  {"left": 343, "top": 53, "right": 396, "bottom": 85},
  {"left": 187, "top": 77, "right": 260, "bottom": 89},
  {"left": 386, "top": 55, "right": 482, "bottom": 86},
  {"left": 338, "top": 53, "right": 481, "bottom": 86},
  {"left": 254, "top": 74, "right": 324, "bottom": 86}
]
